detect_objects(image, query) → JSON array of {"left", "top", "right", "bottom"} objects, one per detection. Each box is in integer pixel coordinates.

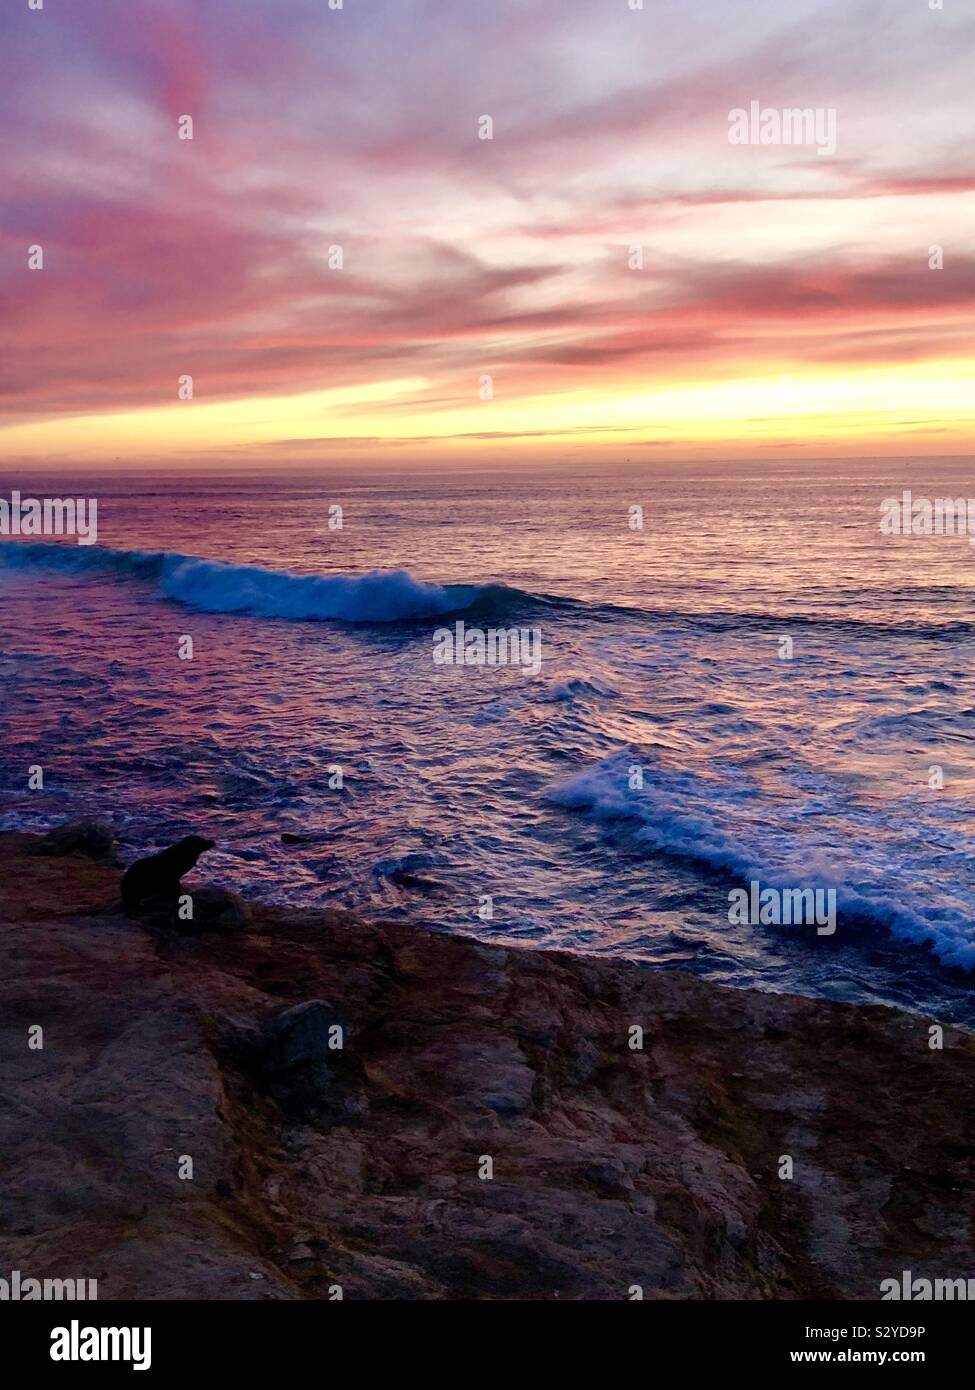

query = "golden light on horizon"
[{"left": 3, "top": 359, "right": 972, "bottom": 466}]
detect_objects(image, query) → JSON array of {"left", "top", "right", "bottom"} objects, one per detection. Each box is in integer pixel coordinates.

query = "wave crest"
[
  {"left": 0, "top": 541, "right": 516, "bottom": 624},
  {"left": 547, "top": 750, "right": 975, "bottom": 971}
]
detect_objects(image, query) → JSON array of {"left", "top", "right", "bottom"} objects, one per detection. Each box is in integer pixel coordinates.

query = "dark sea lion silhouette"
[{"left": 121, "top": 835, "right": 216, "bottom": 911}]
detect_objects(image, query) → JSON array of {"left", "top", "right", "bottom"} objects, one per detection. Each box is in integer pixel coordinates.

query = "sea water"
[{"left": 1, "top": 457, "right": 973, "bottom": 1022}]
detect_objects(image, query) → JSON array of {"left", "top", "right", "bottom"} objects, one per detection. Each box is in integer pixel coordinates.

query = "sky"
[{"left": 2, "top": 0, "right": 974, "bottom": 468}]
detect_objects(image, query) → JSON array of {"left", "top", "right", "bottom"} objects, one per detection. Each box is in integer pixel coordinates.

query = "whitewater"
[
  {"left": 1, "top": 460, "right": 973, "bottom": 1023},
  {"left": 0, "top": 540, "right": 489, "bottom": 623}
]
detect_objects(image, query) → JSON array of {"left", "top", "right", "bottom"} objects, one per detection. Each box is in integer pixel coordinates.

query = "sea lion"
[{"left": 120, "top": 835, "right": 216, "bottom": 912}]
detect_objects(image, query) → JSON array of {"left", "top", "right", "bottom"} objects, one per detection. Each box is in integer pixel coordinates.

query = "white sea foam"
[
  {"left": 547, "top": 749, "right": 975, "bottom": 971},
  {"left": 0, "top": 542, "right": 484, "bottom": 624},
  {"left": 159, "top": 555, "right": 474, "bottom": 622}
]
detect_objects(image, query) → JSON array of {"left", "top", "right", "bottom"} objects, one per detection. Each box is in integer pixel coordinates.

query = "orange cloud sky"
[{"left": 3, "top": 0, "right": 973, "bottom": 467}]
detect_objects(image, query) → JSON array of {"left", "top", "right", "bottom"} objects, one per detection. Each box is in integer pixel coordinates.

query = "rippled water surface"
[{"left": 2, "top": 458, "right": 974, "bottom": 1022}]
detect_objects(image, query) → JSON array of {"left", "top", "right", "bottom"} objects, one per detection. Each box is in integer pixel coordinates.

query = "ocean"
[{"left": 2, "top": 457, "right": 974, "bottom": 1022}]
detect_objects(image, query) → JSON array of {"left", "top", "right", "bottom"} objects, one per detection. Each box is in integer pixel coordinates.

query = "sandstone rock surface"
[{"left": 0, "top": 829, "right": 971, "bottom": 1300}]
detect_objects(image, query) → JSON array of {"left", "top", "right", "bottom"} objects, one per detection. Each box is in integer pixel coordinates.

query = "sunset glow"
[{"left": 4, "top": 0, "right": 974, "bottom": 466}]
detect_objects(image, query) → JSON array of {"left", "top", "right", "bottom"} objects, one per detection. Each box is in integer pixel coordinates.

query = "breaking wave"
[
  {"left": 4, "top": 541, "right": 968, "bottom": 639},
  {"left": 547, "top": 749, "right": 975, "bottom": 971},
  {"left": 0, "top": 541, "right": 528, "bottom": 624},
  {"left": 538, "top": 675, "right": 620, "bottom": 704}
]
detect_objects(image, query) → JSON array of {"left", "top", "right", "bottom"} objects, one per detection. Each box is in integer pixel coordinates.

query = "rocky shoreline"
[{"left": 1, "top": 824, "right": 972, "bottom": 1300}]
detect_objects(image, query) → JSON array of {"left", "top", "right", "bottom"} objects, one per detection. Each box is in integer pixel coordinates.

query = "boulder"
[
  {"left": 32, "top": 818, "right": 119, "bottom": 864},
  {"left": 262, "top": 1000, "right": 343, "bottom": 1070},
  {"left": 185, "top": 886, "right": 251, "bottom": 932},
  {"left": 255, "top": 1000, "right": 368, "bottom": 1128}
]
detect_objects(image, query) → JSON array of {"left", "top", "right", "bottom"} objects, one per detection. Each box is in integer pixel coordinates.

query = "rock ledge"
[{"left": 0, "top": 829, "right": 971, "bottom": 1301}]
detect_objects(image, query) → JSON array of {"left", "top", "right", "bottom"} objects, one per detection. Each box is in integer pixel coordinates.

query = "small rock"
[
  {"left": 255, "top": 1000, "right": 368, "bottom": 1129},
  {"left": 389, "top": 871, "right": 444, "bottom": 892},
  {"left": 186, "top": 886, "right": 251, "bottom": 932},
  {"left": 582, "top": 1161, "right": 634, "bottom": 1195},
  {"left": 33, "top": 818, "right": 118, "bottom": 864},
  {"left": 262, "top": 1000, "right": 346, "bottom": 1072}
]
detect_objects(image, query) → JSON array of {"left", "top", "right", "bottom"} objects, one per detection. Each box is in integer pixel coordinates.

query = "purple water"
[{"left": 2, "top": 457, "right": 974, "bottom": 1021}]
